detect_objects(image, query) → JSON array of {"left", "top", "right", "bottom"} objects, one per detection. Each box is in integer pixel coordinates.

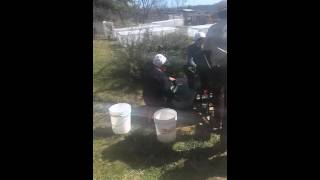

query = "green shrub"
[{"left": 96, "top": 32, "right": 192, "bottom": 92}]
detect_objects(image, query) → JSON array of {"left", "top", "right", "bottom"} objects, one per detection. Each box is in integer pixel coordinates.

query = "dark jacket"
[
  {"left": 187, "top": 43, "right": 212, "bottom": 73},
  {"left": 142, "top": 64, "right": 172, "bottom": 106},
  {"left": 204, "top": 19, "right": 227, "bottom": 67}
]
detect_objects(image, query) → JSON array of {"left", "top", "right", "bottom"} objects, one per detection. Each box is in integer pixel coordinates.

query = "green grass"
[
  {"left": 93, "top": 40, "right": 227, "bottom": 180},
  {"left": 93, "top": 122, "right": 227, "bottom": 180},
  {"left": 93, "top": 40, "right": 144, "bottom": 105},
  {"left": 93, "top": 40, "right": 112, "bottom": 75}
]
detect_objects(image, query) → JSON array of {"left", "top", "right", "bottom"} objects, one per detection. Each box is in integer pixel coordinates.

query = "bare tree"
[
  {"left": 140, "top": 0, "right": 158, "bottom": 23},
  {"left": 131, "top": 0, "right": 164, "bottom": 23},
  {"left": 173, "top": 0, "right": 187, "bottom": 9},
  {"left": 93, "top": 0, "right": 133, "bottom": 23},
  {"left": 173, "top": 0, "right": 181, "bottom": 9},
  {"left": 155, "top": 0, "right": 168, "bottom": 9},
  {"left": 154, "top": 0, "right": 167, "bottom": 21},
  {"left": 182, "top": 0, "right": 188, "bottom": 7}
]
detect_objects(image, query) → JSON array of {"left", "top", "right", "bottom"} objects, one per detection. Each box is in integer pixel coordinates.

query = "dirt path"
[{"left": 93, "top": 102, "right": 200, "bottom": 129}]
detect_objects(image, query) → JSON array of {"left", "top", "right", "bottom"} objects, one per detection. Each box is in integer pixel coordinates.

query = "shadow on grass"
[
  {"left": 157, "top": 138, "right": 227, "bottom": 180},
  {"left": 101, "top": 128, "right": 181, "bottom": 169},
  {"left": 101, "top": 127, "right": 227, "bottom": 179},
  {"left": 159, "top": 155, "right": 227, "bottom": 180},
  {"left": 93, "top": 127, "right": 114, "bottom": 139}
]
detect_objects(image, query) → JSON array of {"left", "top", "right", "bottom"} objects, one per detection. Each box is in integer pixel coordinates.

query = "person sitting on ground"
[{"left": 142, "top": 54, "right": 176, "bottom": 121}]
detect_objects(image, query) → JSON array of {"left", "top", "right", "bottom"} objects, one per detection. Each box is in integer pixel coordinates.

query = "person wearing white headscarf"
[
  {"left": 142, "top": 54, "right": 176, "bottom": 122},
  {"left": 143, "top": 54, "right": 175, "bottom": 107}
]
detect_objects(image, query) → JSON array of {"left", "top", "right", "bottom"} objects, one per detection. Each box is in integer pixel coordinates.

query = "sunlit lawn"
[{"left": 93, "top": 39, "right": 227, "bottom": 180}]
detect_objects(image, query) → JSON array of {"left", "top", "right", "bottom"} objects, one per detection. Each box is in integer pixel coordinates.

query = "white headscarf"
[{"left": 152, "top": 54, "right": 167, "bottom": 67}]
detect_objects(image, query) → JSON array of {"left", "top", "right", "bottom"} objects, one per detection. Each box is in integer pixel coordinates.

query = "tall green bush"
[{"left": 96, "top": 32, "right": 192, "bottom": 91}]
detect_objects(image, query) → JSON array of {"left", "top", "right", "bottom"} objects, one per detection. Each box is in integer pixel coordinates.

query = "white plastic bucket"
[
  {"left": 153, "top": 108, "right": 177, "bottom": 143},
  {"left": 108, "top": 103, "right": 131, "bottom": 134}
]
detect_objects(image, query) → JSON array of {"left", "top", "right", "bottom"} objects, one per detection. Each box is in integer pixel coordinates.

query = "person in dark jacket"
[
  {"left": 186, "top": 32, "right": 212, "bottom": 91},
  {"left": 142, "top": 54, "right": 176, "bottom": 120},
  {"left": 204, "top": 7, "right": 227, "bottom": 153}
]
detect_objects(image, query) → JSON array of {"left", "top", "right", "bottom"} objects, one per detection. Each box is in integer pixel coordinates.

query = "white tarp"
[
  {"left": 187, "top": 23, "right": 216, "bottom": 37},
  {"left": 106, "top": 19, "right": 184, "bottom": 40},
  {"left": 114, "top": 24, "right": 160, "bottom": 32},
  {"left": 117, "top": 27, "right": 178, "bottom": 46},
  {"left": 151, "top": 19, "right": 184, "bottom": 27},
  {"left": 104, "top": 18, "right": 218, "bottom": 46}
]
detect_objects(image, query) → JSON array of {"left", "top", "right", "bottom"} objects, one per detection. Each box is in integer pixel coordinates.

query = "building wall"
[{"left": 183, "top": 13, "right": 210, "bottom": 26}]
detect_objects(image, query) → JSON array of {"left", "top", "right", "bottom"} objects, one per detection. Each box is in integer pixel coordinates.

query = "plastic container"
[
  {"left": 108, "top": 103, "right": 131, "bottom": 134},
  {"left": 153, "top": 108, "right": 177, "bottom": 143}
]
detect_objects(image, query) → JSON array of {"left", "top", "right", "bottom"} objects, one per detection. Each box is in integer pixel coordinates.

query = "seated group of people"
[
  {"left": 142, "top": 7, "right": 227, "bottom": 153},
  {"left": 142, "top": 31, "right": 226, "bottom": 109}
]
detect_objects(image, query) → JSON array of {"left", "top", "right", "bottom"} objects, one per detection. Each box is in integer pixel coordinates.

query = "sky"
[{"left": 167, "top": 0, "right": 223, "bottom": 7}]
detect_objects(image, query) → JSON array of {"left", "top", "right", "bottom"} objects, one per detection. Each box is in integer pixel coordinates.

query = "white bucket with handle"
[
  {"left": 108, "top": 103, "right": 131, "bottom": 134},
  {"left": 153, "top": 108, "right": 177, "bottom": 143}
]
